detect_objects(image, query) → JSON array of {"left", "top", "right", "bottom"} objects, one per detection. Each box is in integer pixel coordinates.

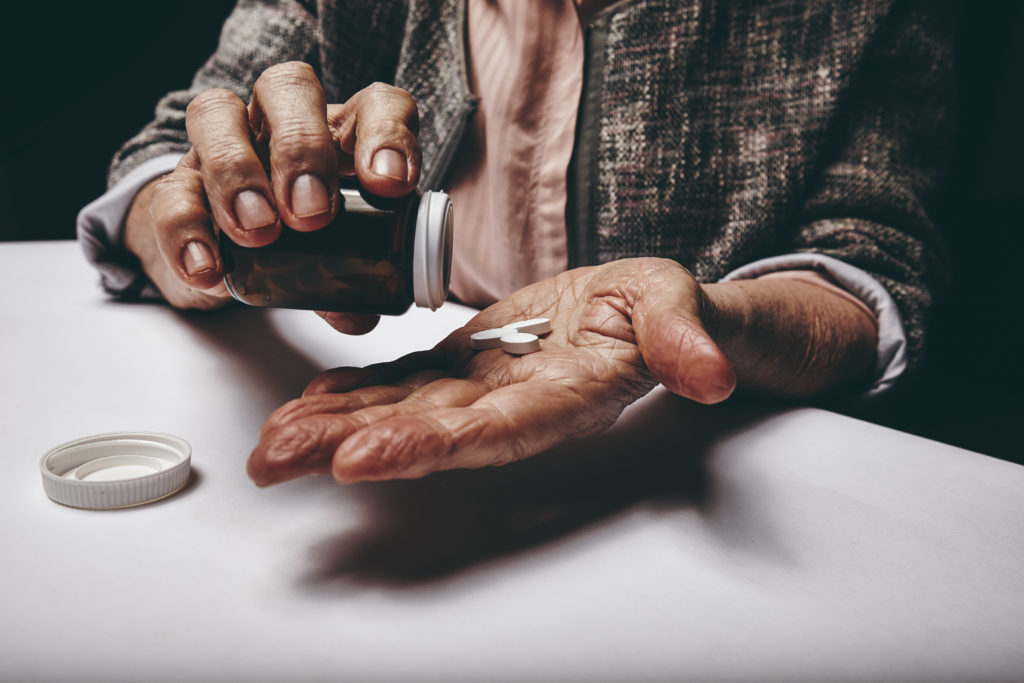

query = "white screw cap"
[
  {"left": 40, "top": 432, "right": 192, "bottom": 509},
  {"left": 412, "top": 190, "right": 454, "bottom": 311}
]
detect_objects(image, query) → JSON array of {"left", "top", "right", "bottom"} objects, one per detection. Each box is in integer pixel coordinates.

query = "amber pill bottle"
[{"left": 220, "top": 180, "right": 453, "bottom": 315}]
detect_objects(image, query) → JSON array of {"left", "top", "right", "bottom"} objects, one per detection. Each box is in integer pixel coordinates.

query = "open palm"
[{"left": 248, "top": 258, "right": 735, "bottom": 485}]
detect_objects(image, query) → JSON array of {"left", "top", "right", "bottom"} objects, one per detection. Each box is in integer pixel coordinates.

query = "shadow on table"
[
  {"left": 159, "top": 303, "right": 787, "bottom": 590},
  {"left": 173, "top": 305, "right": 324, "bottom": 412},
  {"left": 298, "top": 391, "right": 779, "bottom": 591}
]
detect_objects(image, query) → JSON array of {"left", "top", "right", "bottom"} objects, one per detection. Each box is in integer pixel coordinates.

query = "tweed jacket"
[{"left": 109, "top": 0, "right": 953, "bottom": 371}]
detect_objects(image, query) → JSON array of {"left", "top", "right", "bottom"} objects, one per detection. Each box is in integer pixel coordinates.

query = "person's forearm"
[{"left": 700, "top": 278, "right": 878, "bottom": 398}]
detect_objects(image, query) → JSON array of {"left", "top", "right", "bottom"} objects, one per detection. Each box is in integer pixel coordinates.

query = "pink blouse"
[
  {"left": 445, "top": 0, "right": 874, "bottom": 325},
  {"left": 446, "top": 0, "right": 585, "bottom": 307}
]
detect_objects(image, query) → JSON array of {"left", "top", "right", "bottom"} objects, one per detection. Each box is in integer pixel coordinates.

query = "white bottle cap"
[
  {"left": 40, "top": 432, "right": 192, "bottom": 509},
  {"left": 412, "top": 190, "right": 454, "bottom": 311}
]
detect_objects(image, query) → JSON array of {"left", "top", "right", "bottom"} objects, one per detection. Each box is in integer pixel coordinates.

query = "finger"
[
  {"left": 314, "top": 310, "right": 380, "bottom": 335},
  {"left": 125, "top": 176, "right": 231, "bottom": 307},
  {"left": 303, "top": 348, "right": 451, "bottom": 396},
  {"left": 259, "top": 385, "right": 422, "bottom": 444},
  {"left": 185, "top": 88, "right": 280, "bottom": 247},
  {"left": 631, "top": 263, "right": 736, "bottom": 404},
  {"left": 274, "top": 375, "right": 488, "bottom": 445},
  {"left": 249, "top": 376, "right": 490, "bottom": 486},
  {"left": 249, "top": 404, "right": 396, "bottom": 485},
  {"left": 328, "top": 83, "right": 421, "bottom": 197},
  {"left": 326, "top": 104, "right": 355, "bottom": 177},
  {"left": 273, "top": 369, "right": 452, "bottom": 433},
  {"left": 330, "top": 380, "right": 607, "bottom": 482},
  {"left": 148, "top": 153, "right": 224, "bottom": 290},
  {"left": 250, "top": 61, "right": 340, "bottom": 231}
]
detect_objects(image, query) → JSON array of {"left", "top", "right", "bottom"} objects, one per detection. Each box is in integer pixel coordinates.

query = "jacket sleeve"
[
  {"left": 107, "top": 0, "right": 320, "bottom": 187},
  {"left": 784, "top": 1, "right": 955, "bottom": 374}
]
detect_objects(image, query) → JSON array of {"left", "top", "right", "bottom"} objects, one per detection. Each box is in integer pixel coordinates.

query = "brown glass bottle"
[{"left": 220, "top": 180, "right": 452, "bottom": 315}]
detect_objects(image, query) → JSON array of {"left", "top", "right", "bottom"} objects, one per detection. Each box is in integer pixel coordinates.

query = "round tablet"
[
  {"left": 470, "top": 327, "right": 515, "bottom": 350},
  {"left": 507, "top": 318, "right": 552, "bottom": 336},
  {"left": 40, "top": 432, "right": 192, "bottom": 510},
  {"left": 500, "top": 332, "right": 541, "bottom": 355}
]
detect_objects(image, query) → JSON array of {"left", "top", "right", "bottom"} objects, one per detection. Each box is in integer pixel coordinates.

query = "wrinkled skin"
[
  {"left": 119, "top": 62, "right": 875, "bottom": 487},
  {"left": 248, "top": 258, "right": 736, "bottom": 485},
  {"left": 125, "top": 62, "right": 420, "bottom": 335}
]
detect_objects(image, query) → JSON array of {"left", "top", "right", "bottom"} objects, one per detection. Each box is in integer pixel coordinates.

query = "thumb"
[{"left": 631, "top": 265, "right": 736, "bottom": 404}]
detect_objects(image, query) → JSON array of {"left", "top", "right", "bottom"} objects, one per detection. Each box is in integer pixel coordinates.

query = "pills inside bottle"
[{"left": 220, "top": 180, "right": 453, "bottom": 315}]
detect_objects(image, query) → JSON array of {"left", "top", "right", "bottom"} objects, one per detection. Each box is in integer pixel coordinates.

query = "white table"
[{"left": 2, "top": 241, "right": 1022, "bottom": 682}]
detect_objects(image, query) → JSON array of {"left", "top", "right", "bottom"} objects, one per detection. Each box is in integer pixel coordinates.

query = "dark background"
[{"left": 0, "top": 2, "right": 1021, "bottom": 462}]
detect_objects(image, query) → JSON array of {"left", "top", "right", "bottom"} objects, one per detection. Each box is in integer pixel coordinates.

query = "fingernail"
[
  {"left": 371, "top": 148, "right": 408, "bottom": 182},
  {"left": 292, "top": 174, "right": 330, "bottom": 218},
  {"left": 182, "top": 241, "right": 215, "bottom": 276},
  {"left": 234, "top": 190, "right": 276, "bottom": 231}
]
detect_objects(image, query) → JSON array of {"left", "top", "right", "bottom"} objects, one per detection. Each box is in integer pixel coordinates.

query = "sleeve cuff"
[
  {"left": 76, "top": 154, "right": 182, "bottom": 299},
  {"left": 720, "top": 253, "right": 908, "bottom": 398}
]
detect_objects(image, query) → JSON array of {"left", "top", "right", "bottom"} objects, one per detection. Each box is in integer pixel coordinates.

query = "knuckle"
[
  {"left": 363, "top": 81, "right": 393, "bottom": 98},
  {"left": 365, "top": 83, "right": 417, "bottom": 113},
  {"left": 255, "top": 61, "right": 320, "bottom": 95},
  {"left": 152, "top": 187, "right": 207, "bottom": 231},
  {"left": 151, "top": 171, "right": 182, "bottom": 195},
  {"left": 261, "top": 397, "right": 307, "bottom": 434},
  {"left": 158, "top": 201, "right": 207, "bottom": 233},
  {"left": 362, "top": 81, "right": 411, "bottom": 101},
  {"left": 360, "top": 118, "right": 416, "bottom": 144},
  {"left": 269, "top": 123, "right": 333, "bottom": 163},
  {"left": 355, "top": 86, "right": 419, "bottom": 140},
  {"left": 186, "top": 88, "right": 244, "bottom": 119},
  {"left": 152, "top": 171, "right": 198, "bottom": 206},
  {"left": 272, "top": 420, "right": 331, "bottom": 461},
  {"left": 199, "top": 139, "right": 259, "bottom": 174},
  {"left": 263, "top": 60, "right": 317, "bottom": 82}
]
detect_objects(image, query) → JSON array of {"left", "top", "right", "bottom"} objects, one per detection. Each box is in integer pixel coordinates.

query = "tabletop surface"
[{"left": 2, "top": 241, "right": 1022, "bottom": 682}]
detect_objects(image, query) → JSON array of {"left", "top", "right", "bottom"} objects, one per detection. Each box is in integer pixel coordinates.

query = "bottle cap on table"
[{"left": 40, "top": 432, "right": 192, "bottom": 510}]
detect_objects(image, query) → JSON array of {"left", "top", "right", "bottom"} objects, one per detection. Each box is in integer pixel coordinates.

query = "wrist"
[
  {"left": 698, "top": 281, "right": 743, "bottom": 353},
  {"left": 698, "top": 278, "right": 877, "bottom": 398}
]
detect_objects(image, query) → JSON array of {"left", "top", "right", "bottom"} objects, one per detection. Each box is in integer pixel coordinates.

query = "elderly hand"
[
  {"left": 124, "top": 62, "right": 421, "bottom": 334},
  {"left": 247, "top": 258, "right": 736, "bottom": 485}
]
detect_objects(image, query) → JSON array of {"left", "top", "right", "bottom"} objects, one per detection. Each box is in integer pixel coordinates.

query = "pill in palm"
[
  {"left": 499, "top": 332, "right": 541, "bottom": 355},
  {"left": 505, "top": 317, "right": 552, "bottom": 336},
  {"left": 470, "top": 318, "right": 551, "bottom": 355},
  {"left": 470, "top": 327, "right": 515, "bottom": 350}
]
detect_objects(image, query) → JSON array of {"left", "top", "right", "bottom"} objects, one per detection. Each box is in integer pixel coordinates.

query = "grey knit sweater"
[{"left": 110, "top": 0, "right": 953, "bottom": 371}]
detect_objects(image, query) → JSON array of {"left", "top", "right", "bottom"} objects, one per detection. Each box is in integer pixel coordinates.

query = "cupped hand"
[
  {"left": 125, "top": 62, "right": 420, "bottom": 334},
  {"left": 248, "top": 258, "right": 736, "bottom": 486}
]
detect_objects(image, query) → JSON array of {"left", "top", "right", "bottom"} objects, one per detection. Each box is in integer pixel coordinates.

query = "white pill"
[
  {"left": 500, "top": 332, "right": 541, "bottom": 355},
  {"left": 470, "top": 327, "right": 515, "bottom": 350},
  {"left": 506, "top": 317, "right": 552, "bottom": 336}
]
